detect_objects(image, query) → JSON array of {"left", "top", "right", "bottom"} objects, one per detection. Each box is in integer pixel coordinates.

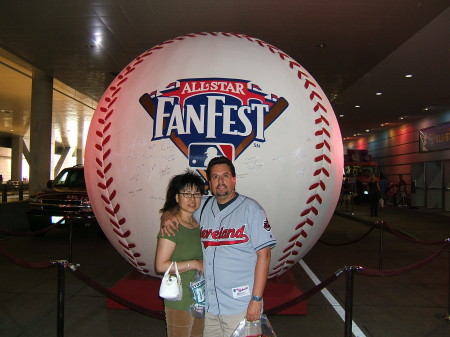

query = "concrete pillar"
[
  {"left": 22, "top": 138, "right": 30, "bottom": 164},
  {"left": 11, "top": 135, "right": 23, "bottom": 181},
  {"left": 76, "top": 148, "right": 84, "bottom": 165},
  {"left": 29, "top": 68, "right": 53, "bottom": 195},
  {"left": 77, "top": 117, "right": 85, "bottom": 165},
  {"left": 54, "top": 146, "right": 75, "bottom": 176}
]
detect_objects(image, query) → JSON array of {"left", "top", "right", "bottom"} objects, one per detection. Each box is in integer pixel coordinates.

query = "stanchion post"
[
  {"left": 344, "top": 266, "right": 355, "bottom": 337},
  {"left": 1, "top": 184, "right": 6, "bottom": 202},
  {"left": 378, "top": 220, "right": 384, "bottom": 270},
  {"left": 56, "top": 261, "right": 66, "bottom": 337},
  {"left": 19, "top": 182, "right": 23, "bottom": 200},
  {"left": 436, "top": 242, "right": 450, "bottom": 321},
  {"left": 446, "top": 246, "right": 450, "bottom": 320},
  {"left": 68, "top": 217, "right": 73, "bottom": 263}
]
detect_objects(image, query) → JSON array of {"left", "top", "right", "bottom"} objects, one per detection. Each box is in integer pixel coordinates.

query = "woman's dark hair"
[
  {"left": 160, "top": 170, "right": 204, "bottom": 212},
  {"left": 206, "top": 156, "right": 236, "bottom": 180}
]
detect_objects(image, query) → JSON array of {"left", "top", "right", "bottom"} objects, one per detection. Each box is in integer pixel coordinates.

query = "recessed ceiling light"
[
  {"left": 376, "top": 92, "right": 382, "bottom": 96},
  {"left": 339, "top": 114, "right": 344, "bottom": 117},
  {"left": 380, "top": 123, "right": 384, "bottom": 127},
  {"left": 354, "top": 105, "right": 361, "bottom": 108},
  {"left": 405, "top": 74, "right": 413, "bottom": 78},
  {"left": 399, "top": 116, "right": 404, "bottom": 120},
  {"left": 365, "top": 129, "right": 370, "bottom": 132}
]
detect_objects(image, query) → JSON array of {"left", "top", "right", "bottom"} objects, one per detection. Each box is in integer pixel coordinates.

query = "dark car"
[{"left": 27, "top": 165, "right": 98, "bottom": 233}]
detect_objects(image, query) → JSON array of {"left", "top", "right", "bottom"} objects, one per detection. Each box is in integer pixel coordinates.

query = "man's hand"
[
  {"left": 160, "top": 211, "right": 180, "bottom": 236},
  {"left": 246, "top": 300, "right": 262, "bottom": 322}
]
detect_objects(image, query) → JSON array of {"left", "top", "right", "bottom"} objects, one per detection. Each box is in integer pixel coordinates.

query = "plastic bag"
[
  {"left": 231, "top": 314, "right": 277, "bottom": 337},
  {"left": 189, "top": 270, "right": 205, "bottom": 318}
]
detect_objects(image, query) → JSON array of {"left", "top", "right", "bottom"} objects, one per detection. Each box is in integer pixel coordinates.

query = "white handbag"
[{"left": 159, "top": 261, "right": 183, "bottom": 301}]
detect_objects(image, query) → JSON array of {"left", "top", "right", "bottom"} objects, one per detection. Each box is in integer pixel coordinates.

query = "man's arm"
[
  {"left": 246, "top": 246, "right": 271, "bottom": 321},
  {"left": 160, "top": 207, "right": 180, "bottom": 236}
]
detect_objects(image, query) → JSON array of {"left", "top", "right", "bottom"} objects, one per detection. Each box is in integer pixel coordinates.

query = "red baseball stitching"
[
  {"left": 91, "top": 32, "right": 332, "bottom": 276},
  {"left": 266, "top": 43, "right": 331, "bottom": 277}
]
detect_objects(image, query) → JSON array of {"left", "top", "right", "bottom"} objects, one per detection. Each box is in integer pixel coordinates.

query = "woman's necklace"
[{"left": 175, "top": 214, "right": 196, "bottom": 228}]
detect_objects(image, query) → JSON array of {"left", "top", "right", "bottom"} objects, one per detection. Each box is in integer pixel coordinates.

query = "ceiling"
[{"left": 0, "top": 0, "right": 449, "bottom": 150}]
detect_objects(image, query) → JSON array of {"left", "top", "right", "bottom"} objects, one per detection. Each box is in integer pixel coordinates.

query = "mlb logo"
[{"left": 188, "top": 143, "right": 235, "bottom": 169}]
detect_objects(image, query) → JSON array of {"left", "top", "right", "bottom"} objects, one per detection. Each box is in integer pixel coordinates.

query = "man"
[{"left": 161, "top": 156, "right": 276, "bottom": 337}]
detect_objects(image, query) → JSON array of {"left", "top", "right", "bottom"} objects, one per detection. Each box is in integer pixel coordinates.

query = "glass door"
[
  {"left": 444, "top": 160, "right": 450, "bottom": 212},
  {"left": 411, "top": 162, "right": 425, "bottom": 207},
  {"left": 425, "top": 161, "right": 443, "bottom": 209}
]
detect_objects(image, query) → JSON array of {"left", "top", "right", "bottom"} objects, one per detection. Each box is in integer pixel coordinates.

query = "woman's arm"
[
  {"left": 155, "top": 237, "right": 203, "bottom": 274},
  {"left": 155, "top": 237, "right": 176, "bottom": 274}
]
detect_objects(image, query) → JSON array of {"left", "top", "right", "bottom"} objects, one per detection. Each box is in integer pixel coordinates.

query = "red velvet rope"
[
  {"left": 2, "top": 214, "right": 448, "bottom": 318},
  {"left": 69, "top": 266, "right": 165, "bottom": 320},
  {"left": 265, "top": 270, "right": 344, "bottom": 315},
  {"left": 2, "top": 238, "right": 448, "bottom": 317},
  {"left": 0, "top": 217, "right": 65, "bottom": 236},
  {"left": 357, "top": 241, "right": 450, "bottom": 277},
  {"left": 0, "top": 244, "right": 56, "bottom": 269},
  {"left": 319, "top": 221, "right": 378, "bottom": 246},
  {"left": 383, "top": 221, "right": 448, "bottom": 246}
]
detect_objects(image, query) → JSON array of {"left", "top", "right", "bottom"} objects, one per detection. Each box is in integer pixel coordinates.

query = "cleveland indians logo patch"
[{"left": 139, "top": 78, "right": 288, "bottom": 172}]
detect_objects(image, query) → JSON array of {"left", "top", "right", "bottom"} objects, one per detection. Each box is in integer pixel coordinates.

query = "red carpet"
[{"left": 106, "top": 269, "right": 307, "bottom": 315}]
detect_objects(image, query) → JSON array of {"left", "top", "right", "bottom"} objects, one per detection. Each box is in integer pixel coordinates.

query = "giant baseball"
[{"left": 85, "top": 32, "right": 343, "bottom": 278}]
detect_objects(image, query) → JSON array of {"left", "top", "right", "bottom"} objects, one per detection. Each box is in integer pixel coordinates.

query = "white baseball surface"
[{"left": 84, "top": 32, "right": 343, "bottom": 278}]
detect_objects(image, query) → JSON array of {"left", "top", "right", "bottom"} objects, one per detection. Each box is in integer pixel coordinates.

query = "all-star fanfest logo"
[
  {"left": 200, "top": 225, "right": 249, "bottom": 248},
  {"left": 139, "top": 78, "right": 288, "bottom": 163}
]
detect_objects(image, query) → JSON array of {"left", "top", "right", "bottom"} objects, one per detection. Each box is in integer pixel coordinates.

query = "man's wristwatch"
[{"left": 251, "top": 295, "right": 262, "bottom": 302}]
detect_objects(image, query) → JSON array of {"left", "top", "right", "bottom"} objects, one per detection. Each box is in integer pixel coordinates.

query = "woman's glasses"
[{"left": 178, "top": 192, "right": 203, "bottom": 199}]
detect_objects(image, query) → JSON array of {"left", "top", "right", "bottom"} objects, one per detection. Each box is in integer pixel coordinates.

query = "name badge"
[{"left": 232, "top": 285, "right": 251, "bottom": 299}]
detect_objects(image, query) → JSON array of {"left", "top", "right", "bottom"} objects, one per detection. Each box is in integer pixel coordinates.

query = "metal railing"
[{"left": 1, "top": 182, "right": 29, "bottom": 202}]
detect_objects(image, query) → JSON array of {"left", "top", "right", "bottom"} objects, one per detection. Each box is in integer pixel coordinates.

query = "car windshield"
[{"left": 53, "top": 169, "right": 85, "bottom": 188}]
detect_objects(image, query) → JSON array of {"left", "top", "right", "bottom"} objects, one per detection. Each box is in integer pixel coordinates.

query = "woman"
[{"left": 155, "top": 170, "right": 204, "bottom": 337}]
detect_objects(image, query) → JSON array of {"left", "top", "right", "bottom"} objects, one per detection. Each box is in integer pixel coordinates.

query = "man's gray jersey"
[{"left": 194, "top": 194, "right": 276, "bottom": 316}]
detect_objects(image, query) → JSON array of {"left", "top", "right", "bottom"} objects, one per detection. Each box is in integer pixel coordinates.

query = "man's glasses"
[{"left": 178, "top": 192, "right": 203, "bottom": 199}]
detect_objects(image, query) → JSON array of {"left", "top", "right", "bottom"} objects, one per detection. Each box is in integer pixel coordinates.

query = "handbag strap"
[
  {"left": 164, "top": 261, "right": 174, "bottom": 277},
  {"left": 173, "top": 261, "right": 181, "bottom": 279},
  {"left": 164, "top": 261, "right": 181, "bottom": 279}
]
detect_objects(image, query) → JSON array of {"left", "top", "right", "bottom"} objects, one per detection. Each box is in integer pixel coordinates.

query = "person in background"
[
  {"left": 367, "top": 174, "right": 381, "bottom": 217},
  {"left": 397, "top": 174, "right": 407, "bottom": 207},
  {"left": 155, "top": 170, "right": 205, "bottom": 337},
  {"left": 342, "top": 178, "right": 352, "bottom": 211},
  {"left": 378, "top": 172, "right": 387, "bottom": 201}
]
